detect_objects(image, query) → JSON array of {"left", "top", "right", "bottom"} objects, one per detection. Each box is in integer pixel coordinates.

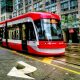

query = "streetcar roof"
[
  {"left": 8, "top": 12, "right": 60, "bottom": 22},
  {"left": 0, "top": 12, "right": 60, "bottom": 24},
  {"left": 0, "top": 20, "right": 6, "bottom": 24}
]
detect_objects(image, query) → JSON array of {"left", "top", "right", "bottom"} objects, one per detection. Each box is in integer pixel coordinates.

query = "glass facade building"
[
  {"left": 12, "top": 0, "right": 58, "bottom": 17},
  {"left": 0, "top": 0, "right": 13, "bottom": 21},
  {"left": 60, "top": 0, "right": 79, "bottom": 43}
]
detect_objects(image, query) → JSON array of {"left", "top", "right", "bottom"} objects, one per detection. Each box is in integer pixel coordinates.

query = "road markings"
[
  {"left": 42, "top": 59, "right": 80, "bottom": 75},
  {"left": 7, "top": 61, "right": 37, "bottom": 79},
  {"left": 12, "top": 51, "right": 80, "bottom": 75},
  {"left": 53, "top": 60, "right": 80, "bottom": 70},
  {"left": 42, "top": 57, "right": 53, "bottom": 64}
]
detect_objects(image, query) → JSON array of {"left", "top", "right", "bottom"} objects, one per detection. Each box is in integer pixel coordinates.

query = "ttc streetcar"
[{"left": 0, "top": 12, "right": 66, "bottom": 56}]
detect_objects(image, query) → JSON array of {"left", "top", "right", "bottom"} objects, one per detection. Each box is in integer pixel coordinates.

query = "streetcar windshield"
[{"left": 34, "top": 19, "right": 63, "bottom": 41}]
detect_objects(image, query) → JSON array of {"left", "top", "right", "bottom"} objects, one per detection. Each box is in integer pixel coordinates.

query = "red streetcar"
[{"left": 0, "top": 12, "right": 66, "bottom": 56}]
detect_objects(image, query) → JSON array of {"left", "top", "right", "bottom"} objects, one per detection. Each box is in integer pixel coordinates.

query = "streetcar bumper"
[{"left": 28, "top": 46, "right": 65, "bottom": 56}]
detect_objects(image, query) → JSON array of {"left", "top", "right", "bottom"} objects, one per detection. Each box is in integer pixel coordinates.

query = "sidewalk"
[{"left": 65, "top": 43, "right": 80, "bottom": 59}]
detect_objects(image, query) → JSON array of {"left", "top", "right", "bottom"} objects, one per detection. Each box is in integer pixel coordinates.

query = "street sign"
[{"left": 7, "top": 61, "right": 37, "bottom": 79}]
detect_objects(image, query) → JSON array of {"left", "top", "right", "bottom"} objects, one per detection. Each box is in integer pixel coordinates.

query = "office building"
[{"left": 0, "top": 0, "right": 13, "bottom": 21}]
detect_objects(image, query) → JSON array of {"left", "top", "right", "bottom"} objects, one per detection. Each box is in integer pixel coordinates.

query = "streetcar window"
[
  {"left": 42, "top": 19, "right": 63, "bottom": 40},
  {"left": 12, "top": 30, "right": 15, "bottom": 39},
  {"left": 8, "top": 24, "right": 20, "bottom": 40},
  {"left": 0, "top": 28, "right": 3, "bottom": 39},
  {"left": 14, "top": 30, "right": 16, "bottom": 39},
  {"left": 16, "top": 29, "right": 20, "bottom": 40},
  {"left": 8, "top": 30, "right": 12, "bottom": 39},
  {"left": 3, "top": 28, "right": 5, "bottom": 39},
  {"left": 27, "top": 22, "right": 36, "bottom": 41},
  {"left": 22, "top": 24, "right": 26, "bottom": 40},
  {"left": 34, "top": 19, "right": 63, "bottom": 41},
  {"left": 8, "top": 29, "right": 13, "bottom": 39},
  {"left": 34, "top": 20, "right": 44, "bottom": 40}
]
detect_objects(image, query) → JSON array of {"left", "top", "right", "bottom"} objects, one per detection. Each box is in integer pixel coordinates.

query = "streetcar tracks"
[{"left": 53, "top": 56, "right": 80, "bottom": 70}]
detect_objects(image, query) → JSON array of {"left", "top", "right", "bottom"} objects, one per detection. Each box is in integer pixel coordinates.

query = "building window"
[
  {"left": 25, "top": 0, "right": 28, "bottom": 5},
  {"left": 18, "top": 9, "right": 24, "bottom": 15},
  {"left": 9, "top": 15, "right": 12, "bottom": 19},
  {"left": 25, "top": 0, "right": 32, "bottom": 6},
  {"left": 14, "top": 5, "right": 18, "bottom": 11},
  {"left": 51, "top": 6, "right": 56, "bottom": 12},
  {"left": 45, "top": 0, "right": 50, "bottom": 6},
  {"left": 61, "top": 2, "right": 69, "bottom": 11},
  {"left": 13, "top": 0, "right": 17, "bottom": 5},
  {"left": 6, "top": 6, "right": 13, "bottom": 12},
  {"left": 25, "top": 7, "right": 28, "bottom": 12},
  {"left": 18, "top": 3, "right": 23, "bottom": 9},
  {"left": 70, "top": 0, "right": 78, "bottom": 9},
  {"left": 51, "top": 0, "right": 56, "bottom": 3},
  {"left": 1, "top": 0, "right": 13, "bottom": 14},
  {"left": 33, "top": 2, "right": 43, "bottom": 11},
  {"left": 61, "top": 12, "right": 78, "bottom": 28},
  {"left": 18, "top": 0, "right": 23, "bottom": 3},
  {"left": 46, "top": 6, "right": 56, "bottom": 13},
  {"left": 25, "top": 6, "right": 32, "bottom": 12},
  {"left": 1, "top": 16, "right": 5, "bottom": 21},
  {"left": 28, "top": 0, "right": 32, "bottom": 4}
]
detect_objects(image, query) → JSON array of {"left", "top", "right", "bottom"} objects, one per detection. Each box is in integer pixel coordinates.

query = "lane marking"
[
  {"left": 7, "top": 61, "right": 37, "bottom": 79},
  {"left": 10, "top": 50, "right": 80, "bottom": 75},
  {"left": 53, "top": 60, "right": 80, "bottom": 70},
  {"left": 42, "top": 57, "right": 53, "bottom": 64},
  {"left": 49, "top": 63, "right": 80, "bottom": 75}
]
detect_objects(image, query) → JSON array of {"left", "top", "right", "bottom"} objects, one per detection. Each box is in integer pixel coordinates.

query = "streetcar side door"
[
  {"left": 21, "top": 21, "right": 37, "bottom": 52},
  {"left": 21, "top": 17, "right": 38, "bottom": 52},
  {"left": 26, "top": 21, "right": 38, "bottom": 54},
  {"left": 22, "top": 23, "right": 27, "bottom": 51},
  {"left": 27, "top": 22, "right": 36, "bottom": 42}
]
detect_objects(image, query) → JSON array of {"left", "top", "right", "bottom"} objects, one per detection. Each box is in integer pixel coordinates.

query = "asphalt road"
[{"left": 0, "top": 46, "right": 80, "bottom": 80}]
